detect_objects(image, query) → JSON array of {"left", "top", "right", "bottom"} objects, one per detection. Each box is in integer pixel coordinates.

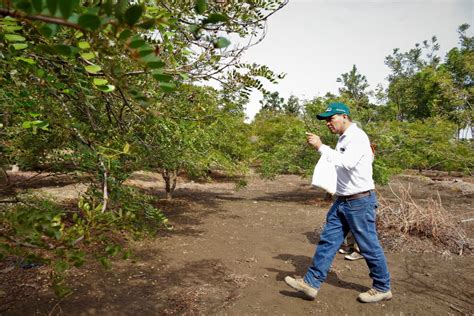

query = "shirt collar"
[{"left": 340, "top": 122, "right": 357, "bottom": 139}]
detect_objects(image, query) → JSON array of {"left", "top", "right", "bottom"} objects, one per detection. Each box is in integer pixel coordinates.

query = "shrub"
[
  {"left": 376, "top": 184, "right": 470, "bottom": 255},
  {"left": 367, "top": 118, "right": 474, "bottom": 176}
]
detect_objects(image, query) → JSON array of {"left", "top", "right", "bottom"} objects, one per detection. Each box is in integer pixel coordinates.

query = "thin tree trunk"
[
  {"left": 0, "top": 167, "right": 9, "bottom": 185},
  {"left": 99, "top": 159, "right": 108, "bottom": 213},
  {"left": 162, "top": 169, "right": 177, "bottom": 200},
  {"left": 58, "top": 95, "right": 110, "bottom": 212}
]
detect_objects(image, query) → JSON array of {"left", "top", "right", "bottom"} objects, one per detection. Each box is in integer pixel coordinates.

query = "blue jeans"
[{"left": 304, "top": 191, "right": 391, "bottom": 292}]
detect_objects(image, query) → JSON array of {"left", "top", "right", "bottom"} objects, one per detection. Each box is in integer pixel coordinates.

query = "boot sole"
[{"left": 358, "top": 295, "right": 392, "bottom": 303}]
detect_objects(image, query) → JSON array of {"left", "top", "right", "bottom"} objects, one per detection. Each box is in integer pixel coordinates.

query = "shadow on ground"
[
  {"left": 253, "top": 187, "right": 328, "bottom": 203},
  {"left": 268, "top": 253, "right": 369, "bottom": 295}
]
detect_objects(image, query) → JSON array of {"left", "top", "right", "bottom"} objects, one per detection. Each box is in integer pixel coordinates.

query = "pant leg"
[
  {"left": 341, "top": 192, "right": 391, "bottom": 292},
  {"left": 304, "top": 200, "right": 348, "bottom": 289}
]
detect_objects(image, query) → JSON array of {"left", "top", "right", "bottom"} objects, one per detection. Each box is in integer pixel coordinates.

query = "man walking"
[{"left": 284, "top": 102, "right": 392, "bottom": 303}]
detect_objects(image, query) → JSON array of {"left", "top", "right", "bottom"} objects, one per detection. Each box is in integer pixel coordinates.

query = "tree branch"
[
  {"left": 0, "top": 232, "right": 41, "bottom": 249},
  {"left": 0, "top": 8, "right": 83, "bottom": 30},
  {"left": 99, "top": 159, "right": 108, "bottom": 213}
]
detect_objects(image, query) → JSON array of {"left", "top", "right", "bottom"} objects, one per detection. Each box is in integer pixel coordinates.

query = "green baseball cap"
[{"left": 316, "top": 102, "right": 350, "bottom": 120}]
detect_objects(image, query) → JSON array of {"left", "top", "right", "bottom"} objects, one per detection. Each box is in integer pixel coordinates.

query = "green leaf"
[
  {"left": 54, "top": 260, "right": 68, "bottom": 274},
  {"left": 140, "top": 52, "right": 160, "bottom": 64},
  {"left": 22, "top": 120, "right": 47, "bottom": 130},
  {"left": 214, "top": 37, "right": 231, "bottom": 49},
  {"left": 5, "top": 26, "right": 23, "bottom": 32},
  {"left": 17, "top": 1, "right": 33, "bottom": 12},
  {"left": 38, "top": 24, "right": 58, "bottom": 37},
  {"left": 203, "top": 13, "right": 229, "bottom": 24},
  {"left": 35, "top": 44, "right": 54, "bottom": 54},
  {"left": 123, "top": 143, "right": 130, "bottom": 154},
  {"left": 31, "top": 0, "right": 43, "bottom": 13},
  {"left": 59, "top": 0, "right": 78, "bottom": 19},
  {"left": 122, "top": 249, "right": 132, "bottom": 260},
  {"left": 47, "top": 0, "right": 58, "bottom": 15},
  {"left": 94, "top": 204, "right": 103, "bottom": 212},
  {"left": 0, "top": 18, "right": 17, "bottom": 26},
  {"left": 189, "top": 24, "right": 200, "bottom": 34},
  {"left": 15, "top": 57, "right": 36, "bottom": 65},
  {"left": 159, "top": 81, "right": 176, "bottom": 92},
  {"left": 129, "top": 35, "right": 145, "bottom": 49},
  {"left": 118, "top": 29, "right": 132, "bottom": 41},
  {"left": 52, "top": 280, "right": 72, "bottom": 298},
  {"left": 5, "top": 34, "right": 25, "bottom": 42},
  {"left": 78, "top": 41, "right": 90, "bottom": 49},
  {"left": 147, "top": 60, "right": 165, "bottom": 69},
  {"left": 99, "top": 257, "right": 111, "bottom": 270},
  {"left": 138, "top": 19, "right": 156, "bottom": 29},
  {"left": 69, "top": 251, "right": 86, "bottom": 268},
  {"left": 124, "top": 4, "right": 143, "bottom": 26},
  {"left": 178, "top": 73, "right": 189, "bottom": 80},
  {"left": 138, "top": 47, "right": 153, "bottom": 57},
  {"left": 80, "top": 52, "right": 95, "bottom": 60},
  {"left": 153, "top": 72, "right": 172, "bottom": 82},
  {"left": 105, "top": 244, "right": 122, "bottom": 257},
  {"left": 104, "top": 0, "right": 114, "bottom": 16},
  {"left": 84, "top": 65, "right": 102, "bottom": 73},
  {"left": 195, "top": 0, "right": 207, "bottom": 14},
  {"left": 12, "top": 43, "right": 28, "bottom": 50},
  {"left": 40, "top": 122, "right": 49, "bottom": 131},
  {"left": 93, "top": 78, "right": 108, "bottom": 86},
  {"left": 67, "top": 13, "right": 79, "bottom": 24},
  {"left": 78, "top": 14, "right": 101, "bottom": 31},
  {"left": 115, "top": 0, "right": 128, "bottom": 22},
  {"left": 53, "top": 229, "right": 62, "bottom": 239},
  {"left": 54, "top": 44, "right": 72, "bottom": 56},
  {"left": 97, "top": 84, "right": 115, "bottom": 92}
]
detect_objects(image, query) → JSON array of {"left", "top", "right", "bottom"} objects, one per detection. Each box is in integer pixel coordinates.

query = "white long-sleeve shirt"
[{"left": 318, "top": 123, "right": 375, "bottom": 196}]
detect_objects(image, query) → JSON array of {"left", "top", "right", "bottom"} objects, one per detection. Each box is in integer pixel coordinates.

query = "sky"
[{"left": 241, "top": 0, "right": 473, "bottom": 121}]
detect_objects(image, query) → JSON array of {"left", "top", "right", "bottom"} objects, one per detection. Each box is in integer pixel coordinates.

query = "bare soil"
[{"left": 1, "top": 171, "right": 473, "bottom": 315}]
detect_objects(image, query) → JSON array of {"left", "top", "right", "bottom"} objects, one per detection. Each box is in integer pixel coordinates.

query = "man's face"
[{"left": 324, "top": 114, "right": 346, "bottom": 134}]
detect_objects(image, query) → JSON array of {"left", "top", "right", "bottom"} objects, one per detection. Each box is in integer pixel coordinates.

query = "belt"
[{"left": 337, "top": 190, "right": 371, "bottom": 201}]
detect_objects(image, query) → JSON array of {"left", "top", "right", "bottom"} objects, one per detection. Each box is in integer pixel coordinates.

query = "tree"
[
  {"left": 337, "top": 65, "right": 370, "bottom": 103},
  {"left": 0, "top": 0, "right": 287, "bottom": 294},
  {"left": 251, "top": 95, "right": 339, "bottom": 178},
  {"left": 134, "top": 84, "right": 251, "bottom": 199},
  {"left": 284, "top": 95, "right": 301, "bottom": 116},
  {"left": 383, "top": 27, "right": 473, "bottom": 127},
  {"left": 384, "top": 36, "right": 442, "bottom": 121},
  {"left": 0, "top": 0, "right": 288, "bottom": 209},
  {"left": 366, "top": 118, "right": 474, "bottom": 175},
  {"left": 336, "top": 65, "right": 374, "bottom": 123},
  {"left": 443, "top": 24, "right": 474, "bottom": 133},
  {"left": 259, "top": 91, "right": 285, "bottom": 113},
  {"left": 251, "top": 114, "right": 315, "bottom": 177}
]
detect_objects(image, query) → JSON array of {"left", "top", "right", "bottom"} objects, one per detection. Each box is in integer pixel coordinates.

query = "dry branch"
[{"left": 377, "top": 184, "right": 470, "bottom": 255}]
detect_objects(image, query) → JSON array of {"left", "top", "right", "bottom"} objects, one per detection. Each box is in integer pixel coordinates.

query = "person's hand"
[{"left": 306, "top": 132, "right": 323, "bottom": 150}]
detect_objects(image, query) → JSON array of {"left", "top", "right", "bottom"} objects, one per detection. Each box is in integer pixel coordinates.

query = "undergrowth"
[{"left": 376, "top": 184, "right": 470, "bottom": 255}]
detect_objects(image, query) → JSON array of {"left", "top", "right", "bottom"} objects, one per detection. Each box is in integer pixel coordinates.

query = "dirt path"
[{"left": 2, "top": 173, "right": 474, "bottom": 315}]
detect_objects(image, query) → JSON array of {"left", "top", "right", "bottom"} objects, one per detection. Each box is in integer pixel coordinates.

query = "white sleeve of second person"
[{"left": 317, "top": 141, "right": 367, "bottom": 170}]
